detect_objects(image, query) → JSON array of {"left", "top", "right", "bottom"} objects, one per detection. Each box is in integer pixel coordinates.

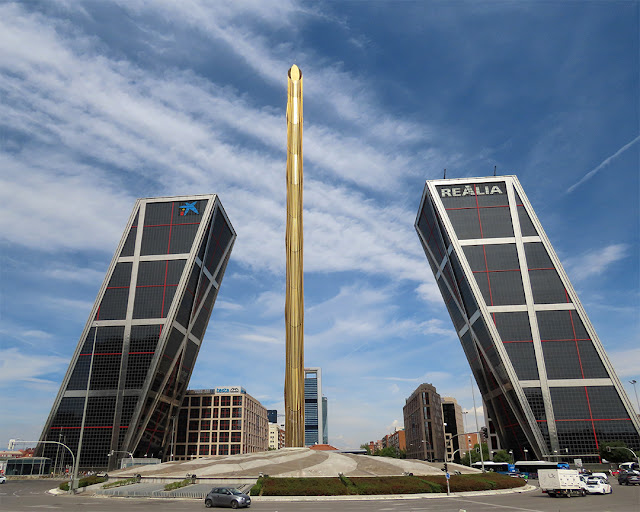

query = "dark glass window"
[
  {"left": 190, "top": 396, "right": 200, "bottom": 407},
  {"left": 417, "top": 193, "right": 448, "bottom": 266},
  {"left": 232, "top": 408, "right": 241, "bottom": 418},
  {"left": 219, "top": 432, "right": 229, "bottom": 443},
  {"left": 221, "top": 396, "right": 231, "bottom": 406},
  {"left": 221, "top": 408, "right": 230, "bottom": 418},
  {"left": 436, "top": 275, "right": 466, "bottom": 332},
  {"left": 220, "top": 420, "right": 230, "bottom": 430},
  {"left": 191, "top": 286, "right": 218, "bottom": 340},
  {"left": 232, "top": 420, "right": 241, "bottom": 430},
  {"left": 199, "top": 445, "right": 210, "bottom": 456},
  {"left": 515, "top": 191, "right": 538, "bottom": 237},
  {"left": 203, "top": 211, "right": 233, "bottom": 277},
  {"left": 525, "top": 243, "right": 567, "bottom": 304},
  {"left": 493, "top": 312, "right": 532, "bottom": 342},
  {"left": 201, "top": 420, "right": 210, "bottom": 430},
  {"left": 231, "top": 432, "right": 241, "bottom": 442},
  {"left": 120, "top": 212, "right": 139, "bottom": 257},
  {"left": 202, "top": 396, "right": 212, "bottom": 407},
  {"left": 233, "top": 396, "right": 242, "bottom": 407},
  {"left": 503, "top": 342, "right": 538, "bottom": 380},
  {"left": 524, "top": 388, "right": 546, "bottom": 421},
  {"left": 219, "top": 444, "right": 229, "bottom": 455}
]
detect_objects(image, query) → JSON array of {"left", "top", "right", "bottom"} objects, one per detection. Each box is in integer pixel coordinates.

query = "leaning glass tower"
[
  {"left": 415, "top": 176, "right": 639, "bottom": 462},
  {"left": 38, "top": 195, "right": 235, "bottom": 469}
]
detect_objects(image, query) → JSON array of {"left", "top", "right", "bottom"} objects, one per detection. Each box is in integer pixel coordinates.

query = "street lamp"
[
  {"left": 108, "top": 450, "right": 134, "bottom": 469},
  {"left": 630, "top": 380, "right": 640, "bottom": 414},
  {"left": 509, "top": 450, "right": 514, "bottom": 464},
  {"left": 523, "top": 448, "right": 528, "bottom": 461}
]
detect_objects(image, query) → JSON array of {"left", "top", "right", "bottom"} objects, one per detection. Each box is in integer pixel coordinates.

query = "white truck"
[{"left": 538, "top": 468, "right": 587, "bottom": 497}]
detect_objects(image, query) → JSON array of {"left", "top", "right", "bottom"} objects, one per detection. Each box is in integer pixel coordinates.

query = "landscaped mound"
[{"left": 251, "top": 473, "right": 525, "bottom": 496}]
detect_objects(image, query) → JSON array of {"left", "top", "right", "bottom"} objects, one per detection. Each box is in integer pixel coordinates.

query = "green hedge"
[
  {"left": 102, "top": 477, "right": 138, "bottom": 489},
  {"left": 58, "top": 475, "right": 107, "bottom": 491},
  {"left": 253, "top": 473, "right": 525, "bottom": 496},
  {"left": 163, "top": 478, "right": 192, "bottom": 491}
]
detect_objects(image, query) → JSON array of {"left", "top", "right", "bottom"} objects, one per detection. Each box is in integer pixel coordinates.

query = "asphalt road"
[{"left": 1, "top": 479, "right": 638, "bottom": 512}]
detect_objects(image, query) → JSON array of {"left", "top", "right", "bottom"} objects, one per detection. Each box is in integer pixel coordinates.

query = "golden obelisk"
[{"left": 284, "top": 64, "right": 305, "bottom": 447}]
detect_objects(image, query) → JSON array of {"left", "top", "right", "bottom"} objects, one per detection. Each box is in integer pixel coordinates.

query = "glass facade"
[
  {"left": 416, "top": 176, "right": 640, "bottom": 462},
  {"left": 38, "top": 195, "right": 236, "bottom": 470},
  {"left": 304, "top": 368, "right": 326, "bottom": 446}
]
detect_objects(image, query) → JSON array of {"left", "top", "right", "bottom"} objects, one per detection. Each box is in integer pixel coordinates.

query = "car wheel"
[
  {"left": 230, "top": 501, "right": 239, "bottom": 509},
  {"left": 205, "top": 499, "right": 213, "bottom": 508},
  {"left": 581, "top": 490, "right": 586, "bottom": 497}
]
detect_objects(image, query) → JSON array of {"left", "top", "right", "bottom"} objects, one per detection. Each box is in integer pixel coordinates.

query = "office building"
[
  {"left": 268, "top": 423, "right": 285, "bottom": 450},
  {"left": 442, "top": 397, "right": 464, "bottom": 462},
  {"left": 403, "top": 383, "right": 446, "bottom": 461},
  {"left": 173, "top": 387, "right": 268, "bottom": 459},
  {"left": 415, "top": 176, "right": 640, "bottom": 462},
  {"left": 38, "top": 195, "right": 236, "bottom": 470},
  {"left": 304, "top": 368, "right": 326, "bottom": 446}
]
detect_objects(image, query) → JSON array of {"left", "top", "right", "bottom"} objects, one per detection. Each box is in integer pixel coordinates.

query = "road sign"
[{"left": 446, "top": 472, "right": 450, "bottom": 479}]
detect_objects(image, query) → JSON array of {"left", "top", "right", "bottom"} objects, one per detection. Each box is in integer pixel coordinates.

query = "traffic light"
[
  {"left": 481, "top": 427, "right": 488, "bottom": 440},
  {"left": 444, "top": 462, "right": 448, "bottom": 473}
]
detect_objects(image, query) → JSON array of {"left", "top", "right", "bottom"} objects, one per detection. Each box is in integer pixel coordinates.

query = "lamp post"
[
  {"left": 630, "top": 380, "right": 640, "bottom": 414},
  {"left": 509, "top": 449, "right": 514, "bottom": 464},
  {"left": 108, "top": 450, "right": 134, "bottom": 470},
  {"left": 15, "top": 440, "right": 76, "bottom": 492},
  {"left": 470, "top": 375, "right": 485, "bottom": 472},
  {"left": 523, "top": 448, "right": 528, "bottom": 461}
]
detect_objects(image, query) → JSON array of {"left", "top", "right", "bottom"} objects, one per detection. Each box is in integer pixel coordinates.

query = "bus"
[{"left": 472, "top": 460, "right": 567, "bottom": 478}]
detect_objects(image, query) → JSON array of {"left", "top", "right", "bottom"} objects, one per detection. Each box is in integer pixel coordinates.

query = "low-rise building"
[{"left": 173, "top": 387, "right": 268, "bottom": 460}]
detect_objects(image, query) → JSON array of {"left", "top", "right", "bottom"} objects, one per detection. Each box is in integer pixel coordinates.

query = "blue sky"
[{"left": 1, "top": 0, "right": 638, "bottom": 450}]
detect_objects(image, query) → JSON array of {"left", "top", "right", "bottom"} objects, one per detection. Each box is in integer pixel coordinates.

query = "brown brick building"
[
  {"left": 173, "top": 387, "right": 268, "bottom": 460},
  {"left": 403, "top": 383, "right": 445, "bottom": 461}
]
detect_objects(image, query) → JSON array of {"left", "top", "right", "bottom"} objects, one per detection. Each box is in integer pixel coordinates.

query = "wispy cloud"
[
  {"left": 563, "top": 243, "right": 628, "bottom": 281},
  {"left": 567, "top": 135, "right": 640, "bottom": 193}
]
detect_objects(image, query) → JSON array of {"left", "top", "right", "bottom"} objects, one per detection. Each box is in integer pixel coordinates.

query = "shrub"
[
  {"left": 58, "top": 475, "right": 107, "bottom": 491},
  {"left": 350, "top": 476, "right": 440, "bottom": 495},
  {"left": 250, "top": 476, "right": 265, "bottom": 496},
  {"left": 260, "top": 477, "right": 348, "bottom": 496},
  {"left": 163, "top": 478, "right": 192, "bottom": 491},
  {"left": 102, "top": 477, "right": 138, "bottom": 489}
]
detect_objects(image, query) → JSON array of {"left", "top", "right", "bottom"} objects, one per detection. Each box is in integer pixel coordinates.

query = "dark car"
[
  {"left": 618, "top": 471, "right": 640, "bottom": 486},
  {"left": 204, "top": 487, "right": 251, "bottom": 509}
]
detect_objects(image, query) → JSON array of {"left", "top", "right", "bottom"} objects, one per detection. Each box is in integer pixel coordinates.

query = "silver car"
[{"left": 204, "top": 487, "right": 251, "bottom": 509}]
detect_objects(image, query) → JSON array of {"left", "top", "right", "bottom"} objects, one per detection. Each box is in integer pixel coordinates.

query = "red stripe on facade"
[
  {"left": 555, "top": 418, "right": 631, "bottom": 422},
  {"left": 444, "top": 205, "right": 511, "bottom": 211},
  {"left": 473, "top": 184, "right": 484, "bottom": 239},
  {"left": 143, "top": 222, "right": 200, "bottom": 228}
]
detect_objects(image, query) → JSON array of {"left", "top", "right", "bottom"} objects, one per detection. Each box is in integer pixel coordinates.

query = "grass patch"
[
  {"left": 58, "top": 476, "right": 107, "bottom": 491},
  {"left": 256, "top": 473, "right": 526, "bottom": 496},
  {"left": 163, "top": 478, "right": 192, "bottom": 491},
  {"left": 102, "top": 477, "right": 138, "bottom": 489}
]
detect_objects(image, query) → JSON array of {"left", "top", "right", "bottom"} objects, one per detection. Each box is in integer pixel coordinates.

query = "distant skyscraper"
[
  {"left": 416, "top": 176, "right": 640, "bottom": 462},
  {"left": 304, "top": 368, "right": 325, "bottom": 446},
  {"left": 38, "top": 195, "right": 235, "bottom": 469}
]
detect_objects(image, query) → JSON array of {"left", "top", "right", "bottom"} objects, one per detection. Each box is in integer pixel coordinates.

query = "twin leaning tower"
[{"left": 39, "top": 67, "right": 639, "bottom": 469}]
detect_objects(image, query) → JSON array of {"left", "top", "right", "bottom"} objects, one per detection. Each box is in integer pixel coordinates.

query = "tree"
[
  {"left": 599, "top": 441, "right": 635, "bottom": 463},
  {"left": 359, "top": 443, "right": 372, "bottom": 455},
  {"left": 460, "top": 443, "right": 490, "bottom": 466},
  {"left": 492, "top": 450, "right": 512, "bottom": 463},
  {"left": 373, "top": 446, "right": 400, "bottom": 458}
]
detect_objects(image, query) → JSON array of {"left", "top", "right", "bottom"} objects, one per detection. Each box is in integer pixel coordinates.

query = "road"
[{"left": 0, "top": 479, "right": 638, "bottom": 512}]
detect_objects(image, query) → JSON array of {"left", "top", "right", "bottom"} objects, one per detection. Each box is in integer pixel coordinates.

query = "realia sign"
[{"left": 439, "top": 185, "right": 504, "bottom": 197}]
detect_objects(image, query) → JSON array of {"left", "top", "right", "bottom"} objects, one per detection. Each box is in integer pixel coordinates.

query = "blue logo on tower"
[{"left": 179, "top": 201, "right": 199, "bottom": 216}]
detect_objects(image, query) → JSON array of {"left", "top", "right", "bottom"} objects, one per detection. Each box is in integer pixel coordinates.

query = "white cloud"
[
  {"left": 0, "top": 348, "right": 68, "bottom": 384},
  {"left": 563, "top": 243, "right": 628, "bottom": 281},
  {"left": 609, "top": 347, "right": 640, "bottom": 379}
]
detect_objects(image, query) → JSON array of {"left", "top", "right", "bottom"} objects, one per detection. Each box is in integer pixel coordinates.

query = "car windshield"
[{"left": 229, "top": 489, "right": 243, "bottom": 495}]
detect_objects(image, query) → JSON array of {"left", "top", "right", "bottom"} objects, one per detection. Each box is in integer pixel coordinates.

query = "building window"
[
  {"left": 202, "top": 396, "right": 212, "bottom": 407},
  {"left": 200, "top": 432, "right": 210, "bottom": 443},
  {"left": 232, "top": 408, "right": 242, "bottom": 417},
  {"left": 230, "top": 444, "right": 240, "bottom": 454},
  {"left": 213, "top": 396, "right": 219, "bottom": 406},
  {"left": 221, "top": 408, "right": 230, "bottom": 418},
  {"left": 219, "top": 432, "right": 229, "bottom": 443},
  {"left": 189, "top": 420, "right": 199, "bottom": 430},
  {"left": 221, "top": 396, "right": 231, "bottom": 406},
  {"left": 233, "top": 396, "right": 242, "bottom": 406},
  {"left": 200, "top": 420, "right": 210, "bottom": 430},
  {"left": 231, "top": 431, "right": 241, "bottom": 442},
  {"left": 199, "top": 445, "right": 209, "bottom": 455},
  {"left": 219, "top": 445, "right": 229, "bottom": 455},
  {"left": 220, "top": 420, "right": 230, "bottom": 430},
  {"left": 232, "top": 420, "right": 241, "bottom": 430},
  {"left": 202, "top": 408, "right": 211, "bottom": 418}
]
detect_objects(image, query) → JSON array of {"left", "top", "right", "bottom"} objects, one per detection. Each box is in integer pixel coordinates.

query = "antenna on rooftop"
[
  {"left": 494, "top": 165, "right": 497, "bottom": 176},
  {"left": 443, "top": 168, "right": 446, "bottom": 179}
]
